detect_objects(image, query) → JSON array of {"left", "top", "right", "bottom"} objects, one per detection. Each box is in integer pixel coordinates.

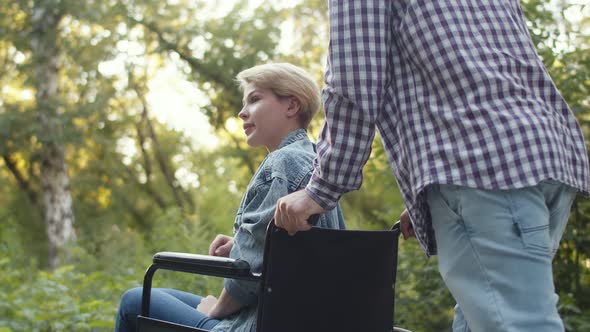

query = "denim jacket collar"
[{"left": 277, "top": 128, "right": 308, "bottom": 150}]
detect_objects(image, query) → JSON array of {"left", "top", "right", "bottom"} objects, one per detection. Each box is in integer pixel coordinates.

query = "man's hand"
[
  {"left": 400, "top": 209, "right": 415, "bottom": 240},
  {"left": 196, "top": 295, "right": 218, "bottom": 316},
  {"left": 208, "top": 234, "right": 234, "bottom": 257},
  {"left": 274, "top": 189, "right": 326, "bottom": 235}
]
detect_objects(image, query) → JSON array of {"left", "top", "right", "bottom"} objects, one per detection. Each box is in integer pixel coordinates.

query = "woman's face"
[{"left": 238, "top": 84, "right": 299, "bottom": 151}]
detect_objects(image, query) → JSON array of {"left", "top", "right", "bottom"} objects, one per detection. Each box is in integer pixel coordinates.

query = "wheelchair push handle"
[
  {"left": 307, "top": 214, "right": 320, "bottom": 226},
  {"left": 391, "top": 220, "right": 401, "bottom": 232},
  {"left": 269, "top": 214, "right": 320, "bottom": 234},
  {"left": 273, "top": 214, "right": 401, "bottom": 238}
]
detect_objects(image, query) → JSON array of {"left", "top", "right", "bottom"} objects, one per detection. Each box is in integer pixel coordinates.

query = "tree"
[{"left": 4, "top": 0, "right": 77, "bottom": 269}]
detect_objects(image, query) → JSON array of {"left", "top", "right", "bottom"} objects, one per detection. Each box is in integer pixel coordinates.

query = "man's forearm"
[{"left": 310, "top": 0, "right": 391, "bottom": 203}]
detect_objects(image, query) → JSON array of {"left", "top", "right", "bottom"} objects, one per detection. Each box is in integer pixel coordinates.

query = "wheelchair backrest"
[{"left": 256, "top": 223, "right": 400, "bottom": 332}]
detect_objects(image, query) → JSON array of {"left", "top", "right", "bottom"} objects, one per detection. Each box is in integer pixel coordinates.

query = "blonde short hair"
[{"left": 236, "top": 63, "right": 321, "bottom": 129}]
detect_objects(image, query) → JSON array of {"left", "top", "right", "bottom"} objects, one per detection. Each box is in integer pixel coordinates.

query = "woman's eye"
[{"left": 249, "top": 96, "right": 260, "bottom": 103}]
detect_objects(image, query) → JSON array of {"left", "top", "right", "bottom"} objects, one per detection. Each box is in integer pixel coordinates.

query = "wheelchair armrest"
[
  {"left": 152, "top": 251, "right": 258, "bottom": 280},
  {"left": 141, "top": 252, "right": 259, "bottom": 317}
]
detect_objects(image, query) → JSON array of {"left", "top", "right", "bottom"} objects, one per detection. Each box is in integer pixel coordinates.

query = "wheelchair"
[{"left": 137, "top": 221, "right": 412, "bottom": 332}]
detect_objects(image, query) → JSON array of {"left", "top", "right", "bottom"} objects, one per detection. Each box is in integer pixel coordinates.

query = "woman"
[{"left": 115, "top": 63, "right": 346, "bottom": 332}]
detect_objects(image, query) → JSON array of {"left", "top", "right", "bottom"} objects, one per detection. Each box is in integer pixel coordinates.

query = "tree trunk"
[{"left": 31, "top": 1, "right": 76, "bottom": 269}]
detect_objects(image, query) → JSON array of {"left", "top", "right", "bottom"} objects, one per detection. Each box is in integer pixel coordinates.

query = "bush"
[{"left": 0, "top": 258, "right": 134, "bottom": 331}]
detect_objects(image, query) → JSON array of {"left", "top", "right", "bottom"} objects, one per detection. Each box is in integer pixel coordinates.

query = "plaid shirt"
[{"left": 305, "top": 0, "right": 589, "bottom": 255}]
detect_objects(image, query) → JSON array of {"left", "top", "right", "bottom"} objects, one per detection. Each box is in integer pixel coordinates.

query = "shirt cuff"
[
  {"left": 305, "top": 173, "right": 342, "bottom": 211},
  {"left": 223, "top": 278, "right": 258, "bottom": 307}
]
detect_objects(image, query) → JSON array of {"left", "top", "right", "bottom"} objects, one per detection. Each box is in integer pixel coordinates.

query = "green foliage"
[
  {"left": 0, "top": 0, "right": 589, "bottom": 330},
  {"left": 395, "top": 242, "right": 454, "bottom": 330},
  {"left": 0, "top": 258, "right": 128, "bottom": 332}
]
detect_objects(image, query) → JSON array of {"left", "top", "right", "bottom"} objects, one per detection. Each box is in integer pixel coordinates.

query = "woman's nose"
[{"left": 238, "top": 107, "right": 248, "bottom": 119}]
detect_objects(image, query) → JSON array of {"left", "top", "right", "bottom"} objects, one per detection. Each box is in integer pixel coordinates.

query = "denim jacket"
[{"left": 210, "top": 129, "right": 346, "bottom": 332}]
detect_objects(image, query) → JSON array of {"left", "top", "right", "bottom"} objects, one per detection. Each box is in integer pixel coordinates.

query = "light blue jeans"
[
  {"left": 426, "top": 181, "right": 576, "bottom": 332},
  {"left": 114, "top": 287, "right": 220, "bottom": 332}
]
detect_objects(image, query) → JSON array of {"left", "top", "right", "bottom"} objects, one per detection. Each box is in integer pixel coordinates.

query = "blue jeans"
[
  {"left": 114, "top": 287, "right": 220, "bottom": 332},
  {"left": 426, "top": 181, "right": 576, "bottom": 332}
]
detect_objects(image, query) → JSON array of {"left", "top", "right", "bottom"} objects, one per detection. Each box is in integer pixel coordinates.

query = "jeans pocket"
[
  {"left": 513, "top": 216, "right": 551, "bottom": 253},
  {"left": 426, "top": 184, "right": 462, "bottom": 224}
]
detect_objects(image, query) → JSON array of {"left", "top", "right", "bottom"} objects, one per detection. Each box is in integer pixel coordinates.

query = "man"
[{"left": 274, "top": 1, "right": 589, "bottom": 331}]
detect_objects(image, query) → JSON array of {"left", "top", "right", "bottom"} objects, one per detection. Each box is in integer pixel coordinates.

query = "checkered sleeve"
[{"left": 306, "top": 0, "right": 392, "bottom": 210}]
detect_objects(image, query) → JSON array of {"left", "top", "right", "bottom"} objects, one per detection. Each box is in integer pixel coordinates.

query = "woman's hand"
[
  {"left": 208, "top": 235, "right": 234, "bottom": 257},
  {"left": 196, "top": 295, "right": 219, "bottom": 316},
  {"left": 200, "top": 289, "right": 243, "bottom": 319}
]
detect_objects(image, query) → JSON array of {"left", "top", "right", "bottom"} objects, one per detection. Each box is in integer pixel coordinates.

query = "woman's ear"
[{"left": 286, "top": 97, "right": 301, "bottom": 117}]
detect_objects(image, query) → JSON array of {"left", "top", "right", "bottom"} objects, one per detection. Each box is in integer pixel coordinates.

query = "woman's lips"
[{"left": 243, "top": 123, "right": 254, "bottom": 135}]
